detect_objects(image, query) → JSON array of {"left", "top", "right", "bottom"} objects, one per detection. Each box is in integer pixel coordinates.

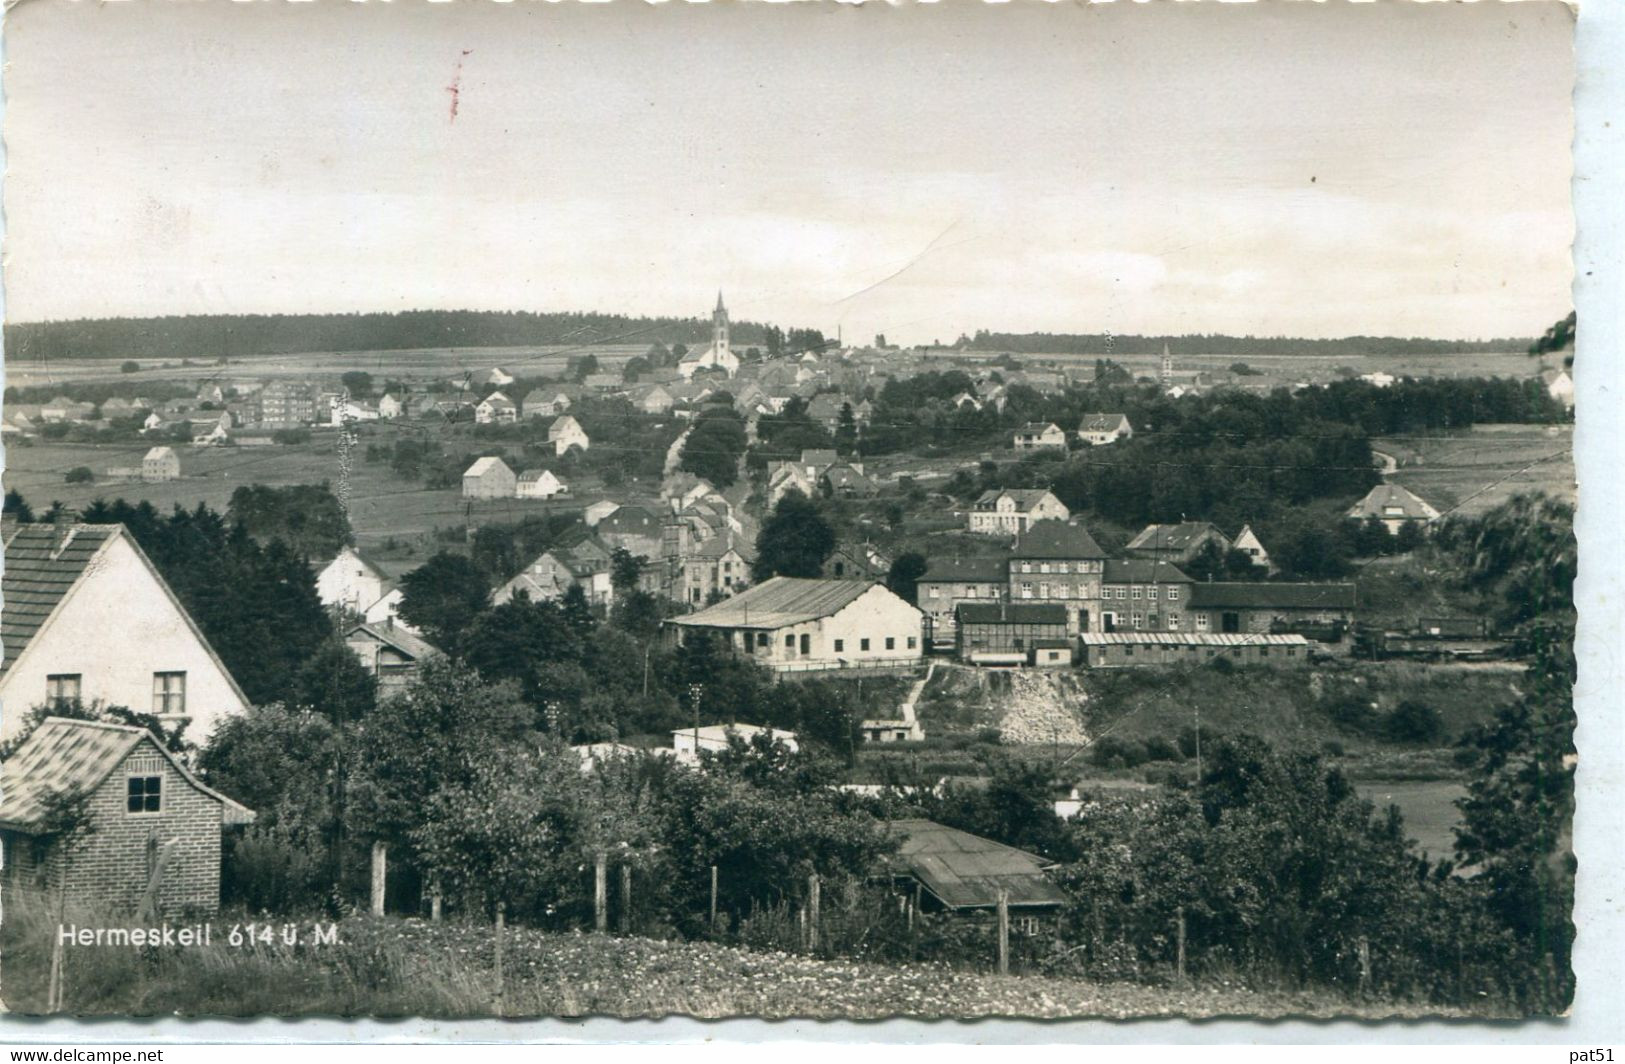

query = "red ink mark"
[{"left": 447, "top": 49, "right": 472, "bottom": 122}]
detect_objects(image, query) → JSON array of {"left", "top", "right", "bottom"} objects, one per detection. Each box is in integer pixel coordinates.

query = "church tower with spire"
[
  {"left": 1160, "top": 342, "right": 1173, "bottom": 390},
  {"left": 712, "top": 291, "right": 730, "bottom": 357}
]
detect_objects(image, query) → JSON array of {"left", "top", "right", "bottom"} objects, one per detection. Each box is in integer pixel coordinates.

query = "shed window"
[
  {"left": 152, "top": 672, "right": 186, "bottom": 715},
  {"left": 885, "top": 637, "right": 895, "bottom": 650},
  {"left": 46, "top": 674, "right": 81, "bottom": 708},
  {"left": 757, "top": 632, "right": 769, "bottom": 648},
  {"left": 127, "top": 775, "right": 162, "bottom": 814},
  {"left": 834, "top": 639, "right": 844, "bottom": 652},
  {"left": 861, "top": 638, "right": 871, "bottom": 652},
  {"left": 907, "top": 636, "right": 917, "bottom": 649},
  {"left": 785, "top": 634, "right": 795, "bottom": 648}
]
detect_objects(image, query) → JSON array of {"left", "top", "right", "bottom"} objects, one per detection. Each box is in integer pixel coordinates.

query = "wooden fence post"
[
  {"left": 619, "top": 864, "right": 632, "bottom": 934},
  {"left": 594, "top": 851, "right": 609, "bottom": 933},
  {"left": 494, "top": 901, "right": 506, "bottom": 1015},
  {"left": 430, "top": 882, "right": 442, "bottom": 923},
  {"left": 370, "top": 841, "right": 387, "bottom": 917},
  {"left": 709, "top": 865, "right": 719, "bottom": 932},
  {"left": 1176, "top": 906, "right": 1187, "bottom": 985},
  {"left": 996, "top": 890, "right": 1010, "bottom": 976},
  {"left": 808, "top": 873, "right": 821, "bottom": 952}
]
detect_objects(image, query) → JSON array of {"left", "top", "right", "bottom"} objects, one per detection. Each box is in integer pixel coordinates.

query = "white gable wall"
[
  {"left": 316, "top": 546, "right": 386, "bottom": 613},
  {"left": 0, "top": 535, "right": 251, "bottom": 742}
]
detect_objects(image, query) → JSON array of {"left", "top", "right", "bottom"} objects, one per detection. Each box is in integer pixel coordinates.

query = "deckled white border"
[{"left": 0, "top": 0, "right": 1619, "bottom": 1045}]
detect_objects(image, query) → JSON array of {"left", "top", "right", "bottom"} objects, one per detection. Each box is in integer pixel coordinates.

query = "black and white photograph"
[{"left": 0, "top": 0, "right": 1592, "bottom": 1030}]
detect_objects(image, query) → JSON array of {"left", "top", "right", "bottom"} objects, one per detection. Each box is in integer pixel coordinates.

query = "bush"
[
  {"left": 1327, "top": 692, "right": 1379, "bottom": 735},
  {"left": 1142, "top": 736, "right": 1182, "bottom": 762},
  {"left": 120, "top": 360, "right": 140, "bottom": 373},
  {"left": 1383, "top": 700, "right": 1442, "bottom": 743},
  {"left": 64, "top": 466, "right": 94, "bottom": 484},
  {"left": 1090, "top": 735, "right": 1147, "bottom": 769}
]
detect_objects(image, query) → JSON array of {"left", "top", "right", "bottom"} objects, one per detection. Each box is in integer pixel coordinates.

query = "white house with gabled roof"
[
  {"left": 548, "top": 415, "right": 591, "bottom": 456},
  {"left": 0, "top": 521, "right": 253, "bottom": 743},
  {"left": 463, "top": 456, "right": 517, "bottom": 499}
]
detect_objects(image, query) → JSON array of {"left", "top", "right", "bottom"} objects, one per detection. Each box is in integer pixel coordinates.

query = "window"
[
  {"left": 1040, "top": 563, "right": 1051, "bottom": 574},
  {"left": 1168, "top": 612, "right": 1182, "bottom": 630},
  {"left": 1131, "top": 612, "right": 1143, "bottom": 629},
  {"left": 885, "top": 637, "right": 895, "bottom": 650},
  {"left": 928, "top": 587, "right": 940, "bottom": 599},
  {"left": 907, "top": 636, "right": 917, "bottom": 649},
  {"left": 127, "top": 774, "right": 161, "bottom": 814},
  {"left": 834, "top": 639, "right": 845, "bottom": 652},
  {"left": 152, "top": 672, "right": 186, "bottom": 716},
  {"left": 861, "top": 638, "right": 871, "bottom": 652},
  {"left": 1196, "top": 613, "right": 1209, "bottom": 630},
  {"left": 1167, "top": 587, "right": 1180, "bottom": 601},
  {"left": 966, "top": 586, "right": 978, "bottom": 598},
  {"left": 1020, "top": 582, "right": 1033, "bottom": 599},
  {"left": 800, "top": 634, "right": 810, "bottom": 655},
  {"left": 1147, "top": 613, "right": 1159, "bottom": 629},
  {"left": 1116, "top": 587, "right": 1128, "bottom": 599},
  {"left": 46, "top": 674, "right": 81, "bottom": 708},
  {"left": 785, "top": 634, "right": 796, "bottom": 648},
  {"left": 757, "top": 632, "right": 769, "bottom": 648},
  {"left": 1020, "top": 562, "right": 1032, "bottom": 573},
  {"left": 1148, "top": 587, "right": 1159, "bottom": 601},
  {"left": 834, "top": 562, "right": 846, "bottom": 577},
  {"left": 1057, "top": 562, "right": 1069, "bottom": 574},
  {"left": 1039, "top": 583, "right": 1050, "bottom": 598},
  {"left": 1131, "top": 587, "right": 1142, "bottom": 600}
]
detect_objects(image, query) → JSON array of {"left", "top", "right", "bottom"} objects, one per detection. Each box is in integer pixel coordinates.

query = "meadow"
[
  {"left": 1374, "top": 423, "right": 1574, "bottom": 517},
  {"left": 0, "top": 900, "right": 1494, "bottom": 1019},
  {"left": 0, "top": 432, "right": 610, "bottom": 568},
  {"left": 3, "top": 344, "right": 655, "bottom": 391}
]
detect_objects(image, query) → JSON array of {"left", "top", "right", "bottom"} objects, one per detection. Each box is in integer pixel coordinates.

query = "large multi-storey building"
[{"left": 1006, "top": 520, "right": 1108, "bottom": 636}]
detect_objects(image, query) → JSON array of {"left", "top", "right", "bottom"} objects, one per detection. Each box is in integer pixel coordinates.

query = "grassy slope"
[{"left": 0, "top": 908, "right": 1498, "bottom": 1020}]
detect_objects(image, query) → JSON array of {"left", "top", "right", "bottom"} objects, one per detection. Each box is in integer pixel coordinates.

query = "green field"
[
  {"left": 1356, "top": 780, "right": 1467, "bottom": 862},
  {"left": 4, "top": 344, "right": 653, "bottom": 390},
  {"left": 1373, "top": 423, "right": 1574, "bottom": 518},
  {"left": 0, "top": 903, "right": 1494, "bottom": 1019},
  {"left": 1, "top": 434, "right": 633, "bottom": 564}
]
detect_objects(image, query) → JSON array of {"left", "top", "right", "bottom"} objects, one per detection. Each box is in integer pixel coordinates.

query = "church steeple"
[
  {"left": 712, "top": 290, "right": 730, "bottom": 354},
  {"left": 1160, "top": 342, "right": 1173, "bottom": 390}
]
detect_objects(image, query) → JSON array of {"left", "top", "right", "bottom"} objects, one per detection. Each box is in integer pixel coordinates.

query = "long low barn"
[
  {"left": 1079, "top": 632, "right": 1312, "bottom": 668},
  {"left": 666, "top": 576, "right": 924, "bottom": 674}
]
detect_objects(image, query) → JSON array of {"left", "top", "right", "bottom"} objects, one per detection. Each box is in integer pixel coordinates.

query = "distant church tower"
[
  {"left": 1160, "top": 343, "right": 1173, "bottom": 390},
  {"left": 712, "top": 291, "right": 730, "bottom": 356}
]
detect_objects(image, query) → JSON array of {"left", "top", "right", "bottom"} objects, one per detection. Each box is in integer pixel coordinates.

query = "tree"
[
  {"left": 290, "top": 638, "right": 378, "bottom": 724},
  {"left": 120, "top": 360, "right": 141, "bottom": 374},
  {"left": 834, "top": 403, "right": 858, "bottom": 456},
  {"left": 679, "top": 410, "right": 747, "bottom": 488},
  {"left": 65, "top": 466, "right": 94, "bottom": 484},
  {"left": 227, "top": 483, "right": 352, "bottom": 558},
  {"left": 397, "top": 552, "right": 493, "bottom": 652},
  {"left": 3, "top": 489, "right": 34, "bottom": 523},
  {"left": 610, "top": 547, "right": 645, "bottom": 595},
  {"left": 571, "top": 354, "right": 601, "bottom": 383},
  {"left": 752, "top": 490, "right": 835, "bottom": 581},
  {"left": 886, "top": 552, "right": 928, "bottom": 605},
  {"left": 348, "top": 659, "right": 536, "bottom": 867},
  {"left": 340, "top": 371, "right": 374, "bottom": 398},
  {"left": 461, "top": 596, "right": 585, "bottom": 707}
]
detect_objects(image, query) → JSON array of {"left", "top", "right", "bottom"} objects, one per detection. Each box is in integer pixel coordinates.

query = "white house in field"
[
  {"left": 0, "top": 520, "right": 253, "bottom": 742},
  {"left": 1233, "top": 524, "right": 1275, "bottom": 573},
  {"left": 377, "top": 393, "right": 405, "bottom": 419},
  {"left": 1012, "top": 422, "right": 1068, "bottom": 451},
  {"left": 315, "top": 545, "right": 388, "bottom": 615},
  {"left": 516, "top": 469, "right": 569, "bottom": 500},
  {"left": 462, "top": 456, "right": 517, "bottom": 499},
  {"left": 968, "top": 488, "right": 1070, "bottom": 535},
  {"left": 666, "top": 577, "right": 924, "bottom": 673},
  {"left": 142, "top": 446, "right": 181, "bottom": 482},
  {"left": 672, "top": 723, "right": 799, "bottom": 765},
  {"left": 1347, "top": 483, "right": 1441, "bottom": 535},
  {"left": 475, "top": 391, "right": 518, "bottom": 424},
  {"left": 1076, "top": 413, "right": 1133, "bottom": 446},
  {"left": 548, "top": 415, "right": 590, "bottom": 456}
]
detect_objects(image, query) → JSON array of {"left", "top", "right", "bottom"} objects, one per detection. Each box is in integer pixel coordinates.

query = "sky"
[{"left": 2, "top": 1, "right": 1576, "bottom": 346}]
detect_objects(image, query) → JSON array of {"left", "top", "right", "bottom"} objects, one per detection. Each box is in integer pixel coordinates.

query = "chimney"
[{"left": 50, "top": 507, "right": 81, "bottom": 556}]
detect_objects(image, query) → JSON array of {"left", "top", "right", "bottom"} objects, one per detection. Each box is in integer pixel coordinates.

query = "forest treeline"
[
  {"left": 2, "top": 310, "right": 809, "bottom": 363},
  {"left": 963, "top": 330, "right": 1533, "bottom": 357}
]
